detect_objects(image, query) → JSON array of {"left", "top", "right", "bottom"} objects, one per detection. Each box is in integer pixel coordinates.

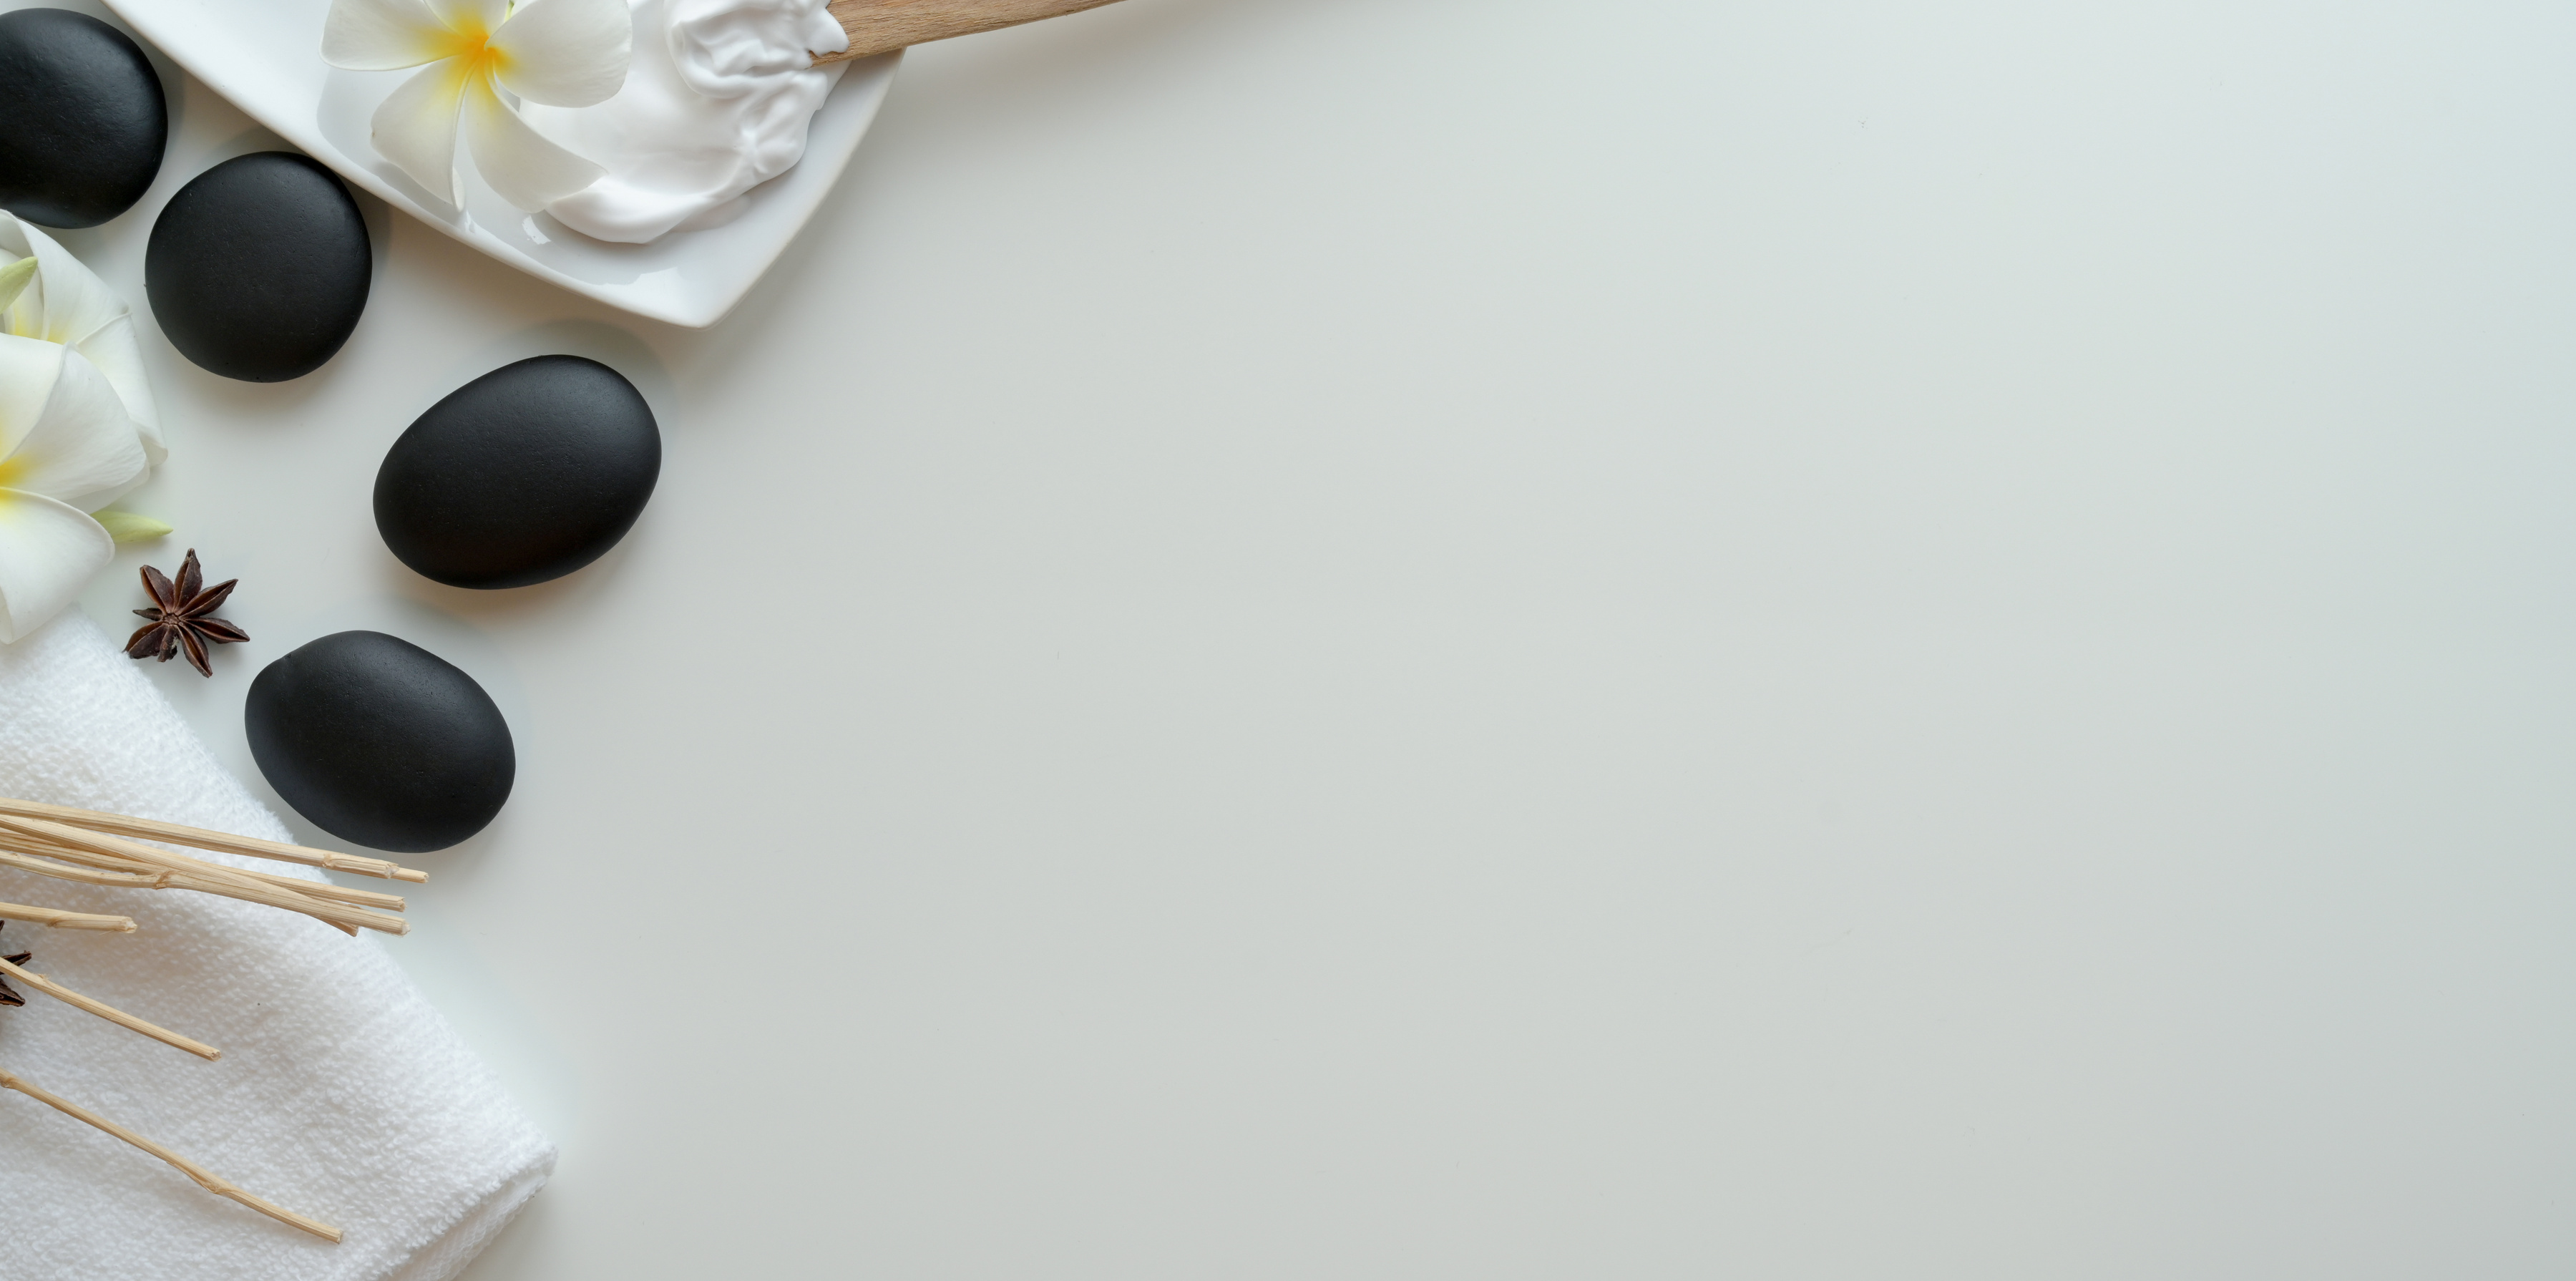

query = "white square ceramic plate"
[{"left": 102, "top": 0, "right": 898, "bottom": 327}]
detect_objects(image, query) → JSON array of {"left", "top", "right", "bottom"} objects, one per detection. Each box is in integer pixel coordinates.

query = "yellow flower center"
[{"left": 436, "top": 16, "right": 504, "bottom": 82}]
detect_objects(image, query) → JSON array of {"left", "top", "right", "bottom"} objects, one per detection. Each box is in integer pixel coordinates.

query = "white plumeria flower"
[
  {"left": 0, "top": 213, "right": 161, "bottom": 471},
  {"left": 0, "top": 233, "right": 157, "bottom": 643},
  {"left": 323, "top": 0, "right": 631, "bottom": 212}
]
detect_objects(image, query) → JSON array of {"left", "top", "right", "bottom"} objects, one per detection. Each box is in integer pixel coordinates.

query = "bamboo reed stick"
[
  {"left": 0, "top": 845, "right": 374, "bottom": 932},
  {"left": 0, "top": 824, "right": 311, "bottom": 901},
  {"left": 0, "top": 902, "right": 135, "bottom": 931},
  {"left": 0, "top": 829, "right": 404, "bottom": 915},
  {"left": 165, "top": 864, "right": 406, "bottom": 913},
  {"left": 0, "top": 797, "right": 426, "bottom": 883},
  {"left": 0, "top": 838, "right": 358, "bottom": 937},
  {"left": 0, "top": 846, "right": 161, "bottom": 889},
  {"left": 7, "top": 829, "right": 406, "bottom": 907},
  {"left": 0, "top": 819, "right": 408, "bottom": 937},
  {"left": 0, "top": 955, "right": 218, "bottom": 1060},
  {"left": 0, "top": 1066, "right": 339, "bottom": 1242},
  {"left": 0, "top": 837, "right": 309, "bottom": 927}
]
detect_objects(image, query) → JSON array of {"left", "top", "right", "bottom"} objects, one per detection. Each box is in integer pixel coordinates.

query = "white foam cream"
[{"left": 527, "top": 0, "right": 848, "bottom": 243}]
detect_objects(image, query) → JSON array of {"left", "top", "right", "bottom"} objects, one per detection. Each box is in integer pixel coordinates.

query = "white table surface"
[{"left": 14, "top": 0, "right": 2576, "bottom": 1274}]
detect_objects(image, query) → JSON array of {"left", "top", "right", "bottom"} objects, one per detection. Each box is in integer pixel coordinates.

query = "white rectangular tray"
[{"left": 104, "top": 0, "right": 898, "bottom": 327}]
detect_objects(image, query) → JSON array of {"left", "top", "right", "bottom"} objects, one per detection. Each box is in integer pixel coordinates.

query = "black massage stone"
[
  {"left": 146, "top": 152, "right": 369, "bottom": 381},
  {"left": 0, "top": 9, "right": 166, "bottom": 228},
  {"left": 246, "top": 631, "right": 514, "bottom": 853},
  {"left": 375, "top": 355, "right": 661, "bottom": 589}
]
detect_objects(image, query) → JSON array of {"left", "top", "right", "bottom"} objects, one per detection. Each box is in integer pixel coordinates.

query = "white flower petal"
[
  {"left": 0, "top": 488, "right": 113, "bottom": 643},
  {"left": 0, "top": 217, "right": 159, "bottom": 452},
  {"left": 490, "top": 0, "right": 631, "bottom": 107},
  {"left": 462, "top": 74, "right": 606, "bottom": 210},
  {"left": 68, "top": 313, "right": 160, "bottom": 463},
  {"left": 323, "top": 0, "right": 460, "bottom": 69},
  {"left": 0, "top": 236, "right": 157, "bottom": 639},
  {"left": 0, "top": 257, "right": 33, "bottom": 316},
  {"left": 373, "top": 59, "right": 474, "bottom": 206},
  {"left": 0, "top": 332, "right": 64, "bottom": 465},
  {"left": 0, "top": 346, "right": 149, "bottom": 512},
  {"left": 427, "top": 0, "right": 508, "bottom": 39},
  {"left": 0, "top": 214, "right": 119, "bottom": 349}
]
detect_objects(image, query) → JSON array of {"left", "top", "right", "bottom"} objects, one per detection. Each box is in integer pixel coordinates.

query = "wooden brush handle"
[{"left": 817, "top": 0, "right": 1127, "bottom": 62}]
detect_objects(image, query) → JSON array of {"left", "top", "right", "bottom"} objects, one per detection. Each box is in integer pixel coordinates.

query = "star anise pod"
[
  {"left": 125, "top": 548, "right": 249, "bottom": 677},
  {"left": 0, "top": 923, "right": 28, "bottom": 1008}
]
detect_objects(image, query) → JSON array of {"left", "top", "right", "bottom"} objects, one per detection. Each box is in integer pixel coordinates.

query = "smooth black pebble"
[
  {"left": 247, "top": 631, "right": 514, "bottom": 853},
  {"left": 0, "top": 9, "right": 165, "bottom": 228},
  {"left": 376, "top": 356, "right": 661, "bottom": 589},
  {"left": 146, "top": 152, "right": 369, "bottom": 381}
]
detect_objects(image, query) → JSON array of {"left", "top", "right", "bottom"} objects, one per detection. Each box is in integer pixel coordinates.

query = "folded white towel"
[{"left": 0, "top": 609, "right": 552, "bottom": 1280}]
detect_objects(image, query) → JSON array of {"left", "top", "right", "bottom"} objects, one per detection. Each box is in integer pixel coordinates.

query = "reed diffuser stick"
[
  {"left": 0, "top": 822, "right": 408, "bottom": 937},
  {"left": 0, "top": 824, "right": 310, "bottom": 905},
  {"left": 215, "top": 870, "right": 405, "bottom": 913},
  {"left": 0, "top": 902, "right": 136, "bottom": 932},
  {"left": 0, "top": 841, "right": 378, "bottom": 936},
  {"left": 0, "top": 1066, "right": 340, "bottom": 1242},
  {"left": 0, "top": 798, "right": 426, "bottom": 883},
  {"left": 0, "top": 955, "right": 218, "bottom": 1060},
  {"left": 0, "top": 847, "right": 158, "bottom": 889},
  {"left": 0, "top": 842, "right": 360, "bottom": 940},
  {"left": 0, "top": 825, "right": 402, "bottom": 911}
]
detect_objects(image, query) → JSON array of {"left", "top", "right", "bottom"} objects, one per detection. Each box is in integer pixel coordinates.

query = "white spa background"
[{"left": 5, "top": 0, "right": 2575, "bottom": 1274}]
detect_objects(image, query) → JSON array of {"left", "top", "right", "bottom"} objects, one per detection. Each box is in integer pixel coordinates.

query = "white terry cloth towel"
[{"left": 0, "top": 610, "right": 554, "bottom": 1280}]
